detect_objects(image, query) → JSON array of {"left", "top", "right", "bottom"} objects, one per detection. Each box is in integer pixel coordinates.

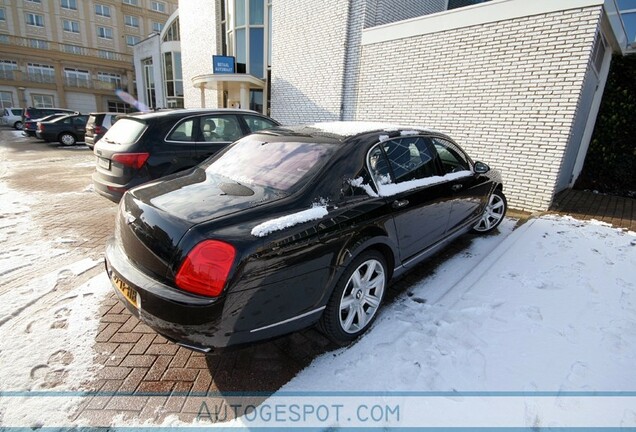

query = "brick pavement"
[{"left": 2, "top": 128, "right": 634, "bottom": 426}]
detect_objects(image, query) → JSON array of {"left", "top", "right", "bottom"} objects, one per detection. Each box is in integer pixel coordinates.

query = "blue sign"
[{"left": 213, "top": 55, "right": 235, "bottom": 74}]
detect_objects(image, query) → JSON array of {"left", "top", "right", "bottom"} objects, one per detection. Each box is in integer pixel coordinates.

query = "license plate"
[
  {"left": 112, "top": 274, "right": 140, "bottom": 309},
  {"left": 97, "top": 157, "right": 111, "bottom": 170}
]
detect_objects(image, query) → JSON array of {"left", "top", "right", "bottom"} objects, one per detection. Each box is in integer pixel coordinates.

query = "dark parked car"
[
  {"left": 93, "top": 109, "right": 280, "bottom": 202},
  {"left": 105, "top": 122, "right": 507, "bottom": 352},
  {"left": 23, "top": 113, "right": 70, "bottom": 137},
  {"left": 22, "top": 107, "right": 77, "bottom": 136},
  {"left": 85, "top": 112, "right": 118, "bottom": 150},
  {"left": 36, "top": 114, "right": 89, "bottom": 145}
]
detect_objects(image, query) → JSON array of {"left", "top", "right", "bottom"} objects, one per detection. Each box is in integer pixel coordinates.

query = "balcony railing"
[
  {"left": 0, "top": 34, "right": 133, "bottom": 63},
  {"left": 0, "top": 70, "right": 123, "bottom": 90}
]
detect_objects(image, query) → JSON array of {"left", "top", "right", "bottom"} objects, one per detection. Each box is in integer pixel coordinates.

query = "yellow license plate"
[{"left": 112, "top": 274, "right": 139, "bottom": 309}]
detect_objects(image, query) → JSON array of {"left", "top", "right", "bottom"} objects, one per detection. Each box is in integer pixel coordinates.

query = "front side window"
[
  {"left": 97, "top": 26, "right": 113, "bottom": 39},
  {"left": 432, "top": 138, "right": 471, "bottom": 174},
  {"left": 61, "top": 0, "right": 78, "bottom": 10},
  {"left": 243, "top": 114, "right": 277, "bottom": 133},
  {"left": 207, "top": 139, "right": 337, "bottom": 193},
  {"left": 95, "top": 4, "right": 111, "bottom": 17},
  {"left": 26, "top": 13, "right": 44, "bottom": 27},
  {"left": 32, "top": 94, "right": 54, "bottom": 108},
  {"left": 379, "top": 137, "right": 439, "bottom": 184},
  {"left": 63, "top": 19, "right": 80, "bottom": 33},
  {"left": 124, "top": 15, "right": 139, "bottom": 27}
]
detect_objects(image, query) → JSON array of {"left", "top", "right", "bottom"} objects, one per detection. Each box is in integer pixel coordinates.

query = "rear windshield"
[
  {"left": 206, "top": 138, "right": 337, "bottom": 193},
  {"left": 100, "top": 118, "right": 146, "bottom": 145}
]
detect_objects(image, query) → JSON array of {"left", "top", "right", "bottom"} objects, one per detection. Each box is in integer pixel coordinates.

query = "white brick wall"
[
  {"left": 271, "top": 0, "right": 350, "bottom": 124},
  {"left": 179, "top": 0, "right": 221, "bottom": 108},
  {"left": 355, "top": 7, "right": 603, "bottom": 211}
]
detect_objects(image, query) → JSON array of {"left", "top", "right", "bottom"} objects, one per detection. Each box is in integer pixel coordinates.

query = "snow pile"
[
  {"left": 251, "top": 205, "right": 328, "bottom": 237},
  {"left": 280, "top": 216, "right": 636, "bottom": 394},
  {"left": 349, "top": 177, "right": 378, "bottom": 197}
]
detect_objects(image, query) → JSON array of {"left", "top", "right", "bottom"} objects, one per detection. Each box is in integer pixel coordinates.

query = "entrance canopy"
[{"left": 192, "top": 73, "right": 265, "bottom": 110}]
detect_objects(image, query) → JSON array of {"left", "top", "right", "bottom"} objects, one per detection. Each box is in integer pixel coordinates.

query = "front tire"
[
  {"left": 319, "top": 250, "right": 388, "bottom": 345},
  {"left": 472, "top": 189, "right": 507, "bottom": 233},
  {"left": 59, "top": 133, "right": 76, "bottom": 146},
  {"left": 14, "top": 121, "right": 22, "bottom": 130}
]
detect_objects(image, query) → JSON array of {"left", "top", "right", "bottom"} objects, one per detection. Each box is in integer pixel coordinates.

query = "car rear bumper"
[
  {"left": 92, "top": 172, "right": 131, "bottom": 202},
  {"left": 105, "top": 238, "right": 317, "bottom": 350}
]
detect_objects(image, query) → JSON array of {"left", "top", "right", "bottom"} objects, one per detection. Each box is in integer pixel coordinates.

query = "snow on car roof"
[{"left": 308, "top": 121, "right": 439, "bottom": 137}]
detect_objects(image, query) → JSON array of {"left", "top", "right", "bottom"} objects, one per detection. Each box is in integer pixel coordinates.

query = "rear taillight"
[
  {"left": 175, "top": 240, "right": 236, "bottom": 297},
  {"left": 112, "top": 152, "right": 149, "bottom": 169},
  {"left": 94, "top": 125, "right": 106, "bottom": 135},
  {"left": 37, "top": 124, "right": 44, "bottom": 132}
]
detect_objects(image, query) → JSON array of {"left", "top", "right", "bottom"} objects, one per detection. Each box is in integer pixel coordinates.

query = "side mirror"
[{"left": 474, "top": 161, "right": 490, "bottom": 174}]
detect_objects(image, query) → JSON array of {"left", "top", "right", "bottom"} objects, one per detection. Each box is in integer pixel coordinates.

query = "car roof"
[
  {"left": 258, "top": 122, "right": 446, "bottom": 143},
  {"left": 120, "top": 108, "right": 271, "bottom": 121}
]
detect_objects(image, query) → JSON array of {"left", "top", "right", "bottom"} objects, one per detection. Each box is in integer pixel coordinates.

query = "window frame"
[
  {"left": 97, "top": 26, "right": 113, "bottom": 39},
  {"left": 150, "top": 1, "right": 167, "bottom": 13},
  {"left": 0, "top": 91, "right": 14, "bottom": 109},
  {"left": 31, "top": 94, "right": 54, "bottom": 108},
  {"left": 124, "top": 14, "right": 139, "bottom": 28},
  {"left": 26, "top": 13, "right": 45, "bottom": 28},
  {"left": 95, "top": 4, "right": 111, "bottom": 17},
  {"left": 62, "top": 19, "right": 80, "bottom": 33},
  {"left": 122, "top": 0, "right": 139, "bottom": 6},
  {"left": 431, "top": 137, "right": 473, "bottom": 174},
  {"left": 60, "top": 0, "right": 78, "bottom": 10}
]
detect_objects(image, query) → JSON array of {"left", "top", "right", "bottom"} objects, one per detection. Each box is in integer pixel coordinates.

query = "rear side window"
[
  {"left": 101, "top": 118, "right": 146, "bottom": 144},
  {"left": 167, "top": 118, "right": 195, "bottom": 142},
  {"left": 243, "top": 115, "right": 277, "bottom": 133}
]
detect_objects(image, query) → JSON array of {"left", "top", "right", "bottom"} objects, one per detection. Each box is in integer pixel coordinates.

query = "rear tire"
[
  {"left": 59, "top": 133, "right": 76, "bottom": 146},
  {"left": 472, "top": 189, "right": 507, "bottom": 233},
  {"left": 319, "top": 250, "right": 388, "bottom": 345}
]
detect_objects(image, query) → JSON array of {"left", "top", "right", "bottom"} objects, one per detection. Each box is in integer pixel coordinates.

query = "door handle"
[
  {"left": 451, "top": 184, "right": 463, "bottom": 191},
  {"left": 392, "top": 199, "right": 409, "bottom": 209}
]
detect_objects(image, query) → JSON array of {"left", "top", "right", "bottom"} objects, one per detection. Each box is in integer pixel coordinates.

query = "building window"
[
  {"left": 151, "top": 1, "right": 166, "bottom": 13},
  {"left": 32, "top": 94, "right": 54, "bottom": 108},
  {"left": 108, "top": 100, "right": 132, "bottom": 113},
  {"left": 0, "top": 60, "right": 17, "bottom": 80},
  {"left": 124, "top": 15, "right": 139, "bottom": 28},
  {"left": 64, "top": 68, "right": 90, "bottom": 87},
  {"left": 28, "top": 38, "right": 48, "bottom": 49},
  {"left": 142, "top": 57, "right": 156, "bottom": 109},
  {"left": 26, "top": 13, "right": 45, "bottom": 27},
  {"left": 447, "top": 0, "right": 490, "bottom": 10},
  {"left": 98, "top": 49, "right": 117, "bottom": 60},
  {"left": 62, "top": 44, "right": 84, "bottom": 54},
  {"left": 0, "top": 91, "right": 14, "bottom": 109},
  {"left": 163, "top": 51, "right": 183, "bottom": 108},
  {"left": 26, "top": 0, "right": 42, "bottom": 3},
  {"left": 0, "top": 8, "right": 6, "bottom": 21},
  {"left": 61, "top": 0, "right": 78, "bottom": 10},
  {"left": 152, "top": 21, "right": 163, "bottom": 32},
  {"left": 122, "top": 0, "right": 139, "bottom": 6},
  {"left": 126, "top": 35, "right": 140, "bottom": 46},
  {"left": 97, "top": 26, "right": 113, "bottom": 39},
  {"left": 28, "top": 63, "right": 55, "bottom": 83},
  {"left": 95, "top": 4, "right": 111, "bottom": 17},
  {"left": 63, "top": 19, "right": 80, "bottom": 33},
  {"left": 162, "top": 17, "right": 179, "bottom": 42},
  {"left": 0, "top": 34, "right": 9, "bottom": 44},
  {"left": 98, "top": 72, "right": 122, "bottom": 87}
]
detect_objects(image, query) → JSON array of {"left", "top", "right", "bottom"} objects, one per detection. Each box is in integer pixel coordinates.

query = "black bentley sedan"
[{"left": 105, "top": 122, "right": 507, "bottom": 352}]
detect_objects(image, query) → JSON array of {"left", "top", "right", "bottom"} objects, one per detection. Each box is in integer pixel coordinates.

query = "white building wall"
[
  {"left": 271, "top": 0, "right": 351, "bottom": 124},
  {"left": 133, "top": 34, "right": 164, "bottom": 109},
  {"left": 178, "top": 0, "right": 220, "bottom": 108},
  {"left": 355, "top": 7, "right": 603, "bottom": 212}
]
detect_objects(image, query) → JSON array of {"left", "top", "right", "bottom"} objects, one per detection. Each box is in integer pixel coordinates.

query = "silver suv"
[{"left": 1, "top": 108, "right": 23, "bottom": 130}]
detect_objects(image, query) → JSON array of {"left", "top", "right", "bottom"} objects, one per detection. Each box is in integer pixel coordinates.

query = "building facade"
[
  {"left": 267, "top": 0, "right": 632, "bottom": 212},
  {"left": 175, "top": 0, "right": 632, "bottom": 212},
  {"left": 0, "top": 0, "right": 177, "bottom": 113}
]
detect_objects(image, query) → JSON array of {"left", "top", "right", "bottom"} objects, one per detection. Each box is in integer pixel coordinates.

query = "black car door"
[
  {"left": 369, "top": 136, "right": 453, "bottom": 263},
  {"left": 161, "top": 117, "right": 200, "bottom": 173},
  {"left": 432, "top": 138, "right": 491, "bottom": 234},
  {"left": 72, "top": 115, "right": 88, "bottom": 139}
]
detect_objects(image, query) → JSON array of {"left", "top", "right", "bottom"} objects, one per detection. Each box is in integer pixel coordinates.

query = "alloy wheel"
[
  {"left": 473, "top": 191, "right": 506, "bottom": 232},
  {"left": 339, "top": 258, "right": 385, "bottom": 334}
]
